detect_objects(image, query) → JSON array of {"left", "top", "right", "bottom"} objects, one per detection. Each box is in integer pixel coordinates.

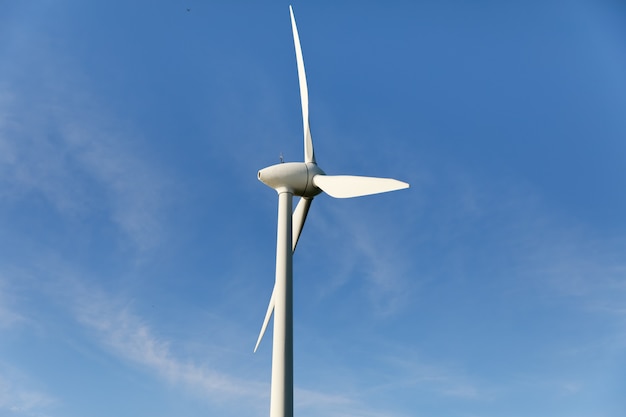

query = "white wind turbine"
[{"left": 254, "top": 6, "right": 409, "bottom": 417}]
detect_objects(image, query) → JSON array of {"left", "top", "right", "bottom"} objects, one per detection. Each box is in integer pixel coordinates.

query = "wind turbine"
[{"left": 255, "top": 6, "right": 409, "bottom": 417}]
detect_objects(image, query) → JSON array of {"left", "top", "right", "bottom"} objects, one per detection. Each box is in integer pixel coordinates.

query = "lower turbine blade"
[
  {"left": 313, "top": 175, "right": 409, "bottom": 198},
  {"left": 254, "top": 289, "right": 275, "bottom": 352},
  {"left": 292, "top": 197, "right": 312, "bottom": 251},
  {"left": 255, "top": 197, "right": 310, "bottom": 352}
]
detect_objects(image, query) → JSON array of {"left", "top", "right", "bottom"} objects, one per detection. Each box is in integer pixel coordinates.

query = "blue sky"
[{"left": 1, "top": 1, "right": 625, "bottom": 416}]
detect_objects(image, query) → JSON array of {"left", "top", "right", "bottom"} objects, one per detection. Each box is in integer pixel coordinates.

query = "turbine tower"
[{"left": 255, "top": 6, "right": 409, "bottom": 417}]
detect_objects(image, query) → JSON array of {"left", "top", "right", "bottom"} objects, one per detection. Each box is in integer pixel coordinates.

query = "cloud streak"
[
  {"left": 304, "top": 198, "right": 418, "bottom": 318},
  {"left": 0, "top": 370, "right": 56, "bottom": 417},
  {"left": 63, "top": 276, "right": 414, "bottom": 417},
  {"left": 0, "top": 26, "right": 172, "bottom": 254},
  {"left": 65, "top": 280, "right": 265, "bottom": 404}
]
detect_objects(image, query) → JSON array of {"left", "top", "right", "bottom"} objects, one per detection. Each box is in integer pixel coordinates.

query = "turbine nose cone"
[
  {"left": 258, "top": 168, "right": 270, "bottom": 188},
  {"left": 257, "top": 167, "right": 276, "bottom": 188}
]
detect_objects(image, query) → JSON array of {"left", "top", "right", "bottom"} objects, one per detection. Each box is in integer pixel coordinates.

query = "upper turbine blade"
[
  {"left": 313, "top": 175, "right": 409, "bottom": 198},
  {"left": 292, "top": 197, "right": 312, "bottom": 251},
  {"left": 289, "top": 6, "right": 315, "bottom": 164}
]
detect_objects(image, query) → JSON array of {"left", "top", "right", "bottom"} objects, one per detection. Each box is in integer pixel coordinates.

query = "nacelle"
[{"left": 258, "top": 162, "right": 324, "bottom": 197}]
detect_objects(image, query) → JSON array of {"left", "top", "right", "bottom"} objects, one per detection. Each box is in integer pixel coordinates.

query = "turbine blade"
[
  {"left": 292, "top": 197, "right": 312, "bottom": 251},
  {"left": 254, "top": 288, "right": 275, "bottom": 353},
  {"left": 255, "top": 196, "right": 309, "bottom": 353},
  {"left": 313, "top": 175, "right": 409, "bottom": 198},
  {"left": 289, "top": 5, "right": 315, "bottom": 163}
]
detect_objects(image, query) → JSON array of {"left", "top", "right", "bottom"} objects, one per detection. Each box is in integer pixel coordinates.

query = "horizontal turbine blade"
[
  {"left": 313, "top": 175, "right": 409, "bottom": 198},
  {"left": 254, "top": 289, "right": 275, "bottom": 353}
]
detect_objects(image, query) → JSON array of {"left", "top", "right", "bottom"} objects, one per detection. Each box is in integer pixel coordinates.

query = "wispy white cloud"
[
  {"left": 0, "top": 370, "right": 56, "bottom": 417},
  {"left": 0, "top": 278, "right": 27, "bottom": 330},
  {"left": 294, "top": 387, "right": 353, "bottom": 409},
  {"left": 530, "top": 237, "right": 626, "bottom": 356},
  {"left": 0, "top": 71, "right": 171, "bottom": 253},
  {"left": 306, "top": 199, "right": 418, "bottom": 318},
  {"left": 0, "top": 93, "right": 83, "bottom": 215},
  {"left": 2, "top": 252, "right": 406, "bottom": 417},
  {"left": 63, "top": 275, "right": 410, "bottom": 417},
  {"left": 418, "top": 164, "right": 626, "bottom": 319},
  {"left": 0, "top": 7, "right": 179, "bottom": 254},
  {"left": 375, "top": 347, "right": 495, "bottom": 403},
  {"left": 60, "top": 119, "right": 171, "bottom": 252},
  {"left": 348, "top": 220, "right": 415, "bottom": 317},
  {"left": 66, "top": 281, "right": 265, "bottom": 403},
  {"left": 294, "top": 385, "right": 411, "bottom": 417},
  {"left": 537, "top": 237, "right": 626, "bottom": 301},
  {"left": 0, "top": 283, "right": 50, "bottom": 416},
  {"left": 299, "top": 166, "right": 626, "bottom": 412}
]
